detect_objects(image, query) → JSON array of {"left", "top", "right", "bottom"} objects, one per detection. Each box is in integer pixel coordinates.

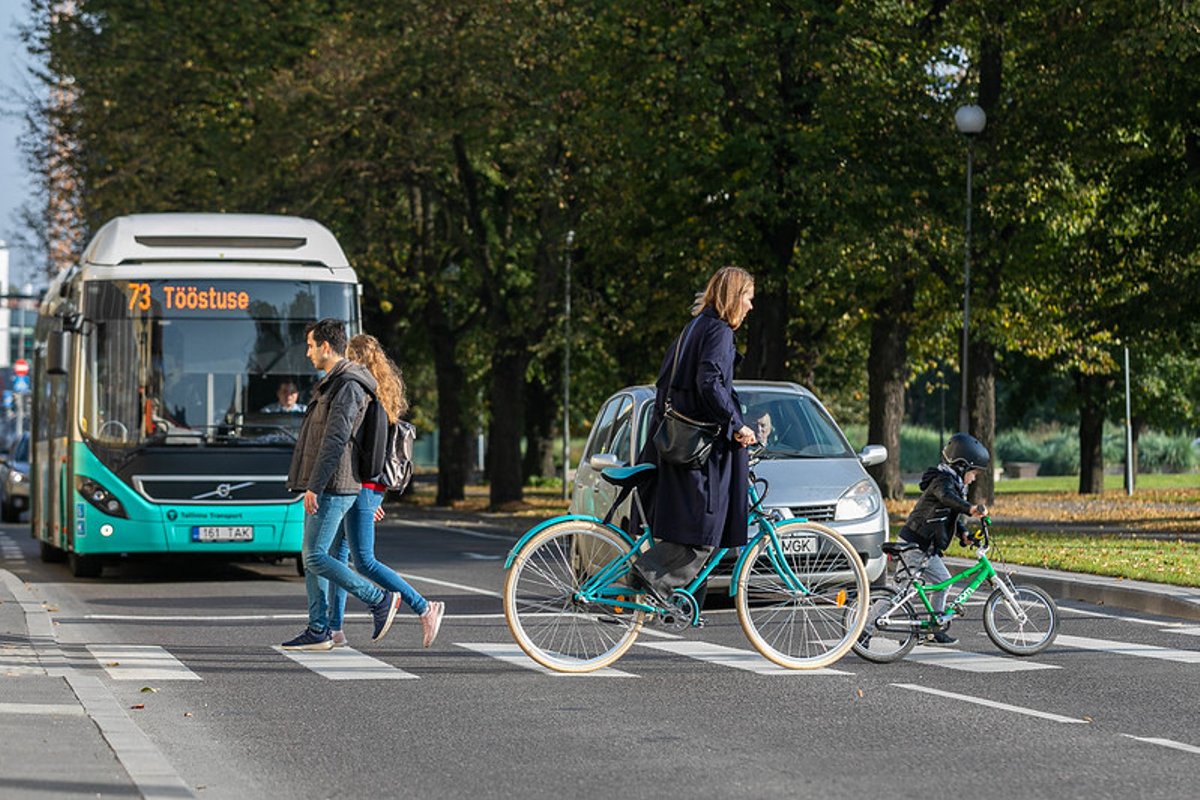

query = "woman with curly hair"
[{"left": 326, "top": 334, "right": 444, "bottom": 649}]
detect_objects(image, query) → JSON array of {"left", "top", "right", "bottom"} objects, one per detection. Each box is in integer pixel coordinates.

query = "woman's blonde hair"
[
  {"left": 694, "top": 266, "right": 755, "bottom": 329},
  {"left": 347, "top": 334, "right": 409, "bottom": 424}
]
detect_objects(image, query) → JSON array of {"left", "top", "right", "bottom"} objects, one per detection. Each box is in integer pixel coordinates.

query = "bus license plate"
[
  {"left": 780, "top": 534, "right": 817, "bottom": 555},
  {"left": 192, "top": 526, "right": 254, "bottom": 542}
]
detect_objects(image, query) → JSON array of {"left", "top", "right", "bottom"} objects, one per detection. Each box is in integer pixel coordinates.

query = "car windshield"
[
  {"left": 11, "top": 433, "right": 29, "bottom": 463},
  {"left": 738, "top": 388, "right": 855, "bottom": 459}
]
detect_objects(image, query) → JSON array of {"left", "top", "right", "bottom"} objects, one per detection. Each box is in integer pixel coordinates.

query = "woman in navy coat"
[{"left": 632, "top": 266, "right": 757, "bottom": 600}]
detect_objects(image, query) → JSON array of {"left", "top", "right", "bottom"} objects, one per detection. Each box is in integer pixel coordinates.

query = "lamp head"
[{"left": 955, "top": 105, "right": 987, "bottom": 135}]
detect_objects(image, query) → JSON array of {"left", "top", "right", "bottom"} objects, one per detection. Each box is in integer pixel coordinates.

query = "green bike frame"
[{"left": 904, "top": 551, "right": 999, "bottom": 627}]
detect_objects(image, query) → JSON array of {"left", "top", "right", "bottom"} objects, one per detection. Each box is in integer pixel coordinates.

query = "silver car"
[
  {"left": 0, "top": 432, "right": 30, "bottom": 523},
  {"left": 570, "top": 381, "right": 889, "bottom": 584}
]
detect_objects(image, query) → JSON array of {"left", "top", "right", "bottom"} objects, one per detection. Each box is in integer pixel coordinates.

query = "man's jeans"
[
  {"left": 326, "top": 487, "right": 429, "bottom": 631},
  {"left": 303, "top": 492, "right": 385, "bottom": 633}
]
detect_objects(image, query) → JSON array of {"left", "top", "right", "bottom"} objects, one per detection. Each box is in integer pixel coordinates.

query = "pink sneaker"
[
  {"left": 330, "top": 630, "right": 348, "bottom": 648},
  {"left": 420, "top": 601, "right": 445, "bottom": 648}
]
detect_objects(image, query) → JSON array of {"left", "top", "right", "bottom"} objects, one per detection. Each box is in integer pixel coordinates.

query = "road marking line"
[
  {"left": 397, "top": 520, "right": 518, "bottom": 542},
  {"left": 399, "top": 573, "right": 503, "bottom": 598},
  {"left": 1055, "top": 633, "right": 1200, "bottom": 663},
  {"left": 1164, "top": 626, "right": 1200, "bottom": 637},
  {"left": 893, "top": 683, "right": 1088, "bottom": 724},
  {"left": 636, "top": 640, "right": 852, "bottom": 675},
  {"left": 456, "top": 642, "right": 636, "bottom": 676},
  {"left": 0, "top": 702, "right": 86, "bottom": 716},
  {"left": 1121, "top": 734, "right": 1200, "bottom": 755},
  {"left": 0, "top": 643, "right": 44, "bottom": 674},
  {"left": 272, "top": 646, "right": 419, "bottom": 680},
  {"left": 1060, "top": 605, "right": 1188, "bottom": 627},
  {"left": 904, "top": 645, "right": 1060, "bottom": 673},
  {"left": 87, "top": 645, "right": 202, "bottom": 681}
]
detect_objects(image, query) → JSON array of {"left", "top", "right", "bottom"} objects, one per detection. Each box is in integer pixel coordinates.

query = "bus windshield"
[{"left": 80, "top": 279, "right": 358, "bottom": 448}]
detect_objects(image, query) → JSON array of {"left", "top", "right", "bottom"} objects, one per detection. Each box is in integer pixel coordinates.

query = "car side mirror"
[
  {"left": 588, "top": 453, "right": 625, "bottom": 471},
  {"left": 858, "top": 444, "right": 888, "bottom": 467}
]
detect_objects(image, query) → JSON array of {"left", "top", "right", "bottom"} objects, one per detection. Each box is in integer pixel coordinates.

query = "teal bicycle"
[
  {"left": 852, "top": 515, "right": 1059, "bottom": 663},
  {"left": 503, "top": 458, "right": 870, "bottom": 673}
]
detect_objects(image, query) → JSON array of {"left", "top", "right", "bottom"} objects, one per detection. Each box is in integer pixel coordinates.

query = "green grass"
[
  {"left": 905, "top": 472, "right": 1199, "bottom": 495},
  {"left": 984, "top": 529, "right": 1200, "bottom": 588}
]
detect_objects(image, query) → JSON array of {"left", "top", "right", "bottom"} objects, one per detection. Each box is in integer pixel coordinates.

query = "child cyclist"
[{"left": 895, "top": 432, "right": 989, "bottom": 645}]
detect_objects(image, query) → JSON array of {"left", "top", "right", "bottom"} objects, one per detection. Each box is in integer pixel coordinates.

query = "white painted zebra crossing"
[{"left": 5, "top": 631, "right": 1200, "bottom": 681}]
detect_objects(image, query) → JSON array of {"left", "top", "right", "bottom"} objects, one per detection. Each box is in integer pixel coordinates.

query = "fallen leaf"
[
  {"left": 130, "top": 703, "right": 145, "bottom": 710},
  {"left": 183, "top": 712, "right": 193, "bottom": 717},
  {"left": 105, "top": 662, "right": 120, "bottom": 667},
  {"left": 140, "top": 686, "right": 158, "bottom": 693},
  {"left": 45, "top": 606, "right": 59, "bottom": 612},
  {"left": 856, "top": 688, "right": 864, "bottom": 698}
]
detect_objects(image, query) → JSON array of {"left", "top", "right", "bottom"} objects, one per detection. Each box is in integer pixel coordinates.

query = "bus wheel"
[
  {"left": 69, "top": 552, "right": 102, "bottom": 578},
  {"left": 295, "top": 557, "right": 305, "bottom": 577},
  {"left": 39, "top": 541, "right": 67, "bottom": 563}
]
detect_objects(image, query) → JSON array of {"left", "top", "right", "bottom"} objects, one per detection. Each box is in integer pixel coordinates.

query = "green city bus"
[{"left": 31, "top": 213, "right": 360, "bottom": 576}]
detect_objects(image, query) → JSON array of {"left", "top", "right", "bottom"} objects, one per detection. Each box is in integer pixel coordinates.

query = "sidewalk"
[{"left": 0, "top": 570, "right": 192, "bottom": 799}]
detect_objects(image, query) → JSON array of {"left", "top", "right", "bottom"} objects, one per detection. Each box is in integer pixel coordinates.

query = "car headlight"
[
  {"left": 835, "top": 479, "right": 880, "bottom": 521},
  {"left": 9, "top": 472, "right": 25, "bottom": 485}
]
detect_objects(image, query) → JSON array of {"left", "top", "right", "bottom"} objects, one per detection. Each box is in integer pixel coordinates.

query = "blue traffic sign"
[{"left": 11, "top": 375, "right": 29, "bottom": 394}]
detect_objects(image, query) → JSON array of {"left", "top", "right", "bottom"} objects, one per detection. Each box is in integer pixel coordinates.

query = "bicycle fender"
[
  {"left": 728, "top": 519, "right": 812, "bottom": 596},
  {"left": 504, "top": 514, "right": 634, "bottom": 569}
]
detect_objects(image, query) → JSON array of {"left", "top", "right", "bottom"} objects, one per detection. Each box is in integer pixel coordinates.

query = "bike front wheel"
[
  {"left": 983, "top": 582, "right": 1059, "bottom": 656},
  {"left": 851, "top": 585, "right": 919, "bottom": 663},
  {"left": 735, "top": 521, "right": 869, "bottom": 670},
  {"left": 503, "top": 520, "right": 645, "bottom": 673}
]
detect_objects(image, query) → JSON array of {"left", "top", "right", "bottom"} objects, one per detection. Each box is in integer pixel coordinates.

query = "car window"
[
  {"left": 581, "top": 395, "right": 626, "bottom": 462},
  {"left": 609, "top": 398, "right": 635, "bottom": 464},
  {"left": 740, "top": 389, "right": 853, "bottom": 458},
  {"left": 636, "top": 399, "right": 655, "bottom": 459},
  {"left": 13, "top": 434, "right": 29, "bottom": 462}
]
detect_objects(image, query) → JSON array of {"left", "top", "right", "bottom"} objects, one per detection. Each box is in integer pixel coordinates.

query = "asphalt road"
[{"left": 2, "top": 515, "right": 1199, "bottom": 800}]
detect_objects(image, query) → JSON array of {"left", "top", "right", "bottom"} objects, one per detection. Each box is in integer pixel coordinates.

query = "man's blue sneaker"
[
  {"left": 371, "top": 592, "right": 402, "bottom": 641},
  {"left": 281, "top": 627, "right": 333, "bottom": 651}
]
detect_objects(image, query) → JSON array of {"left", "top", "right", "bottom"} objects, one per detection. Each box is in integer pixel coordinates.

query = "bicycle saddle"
[
  {"left": 881, "top": 541, "right": 922, "bottom": 555},
  {"left": 600, "top": 463, "right": 656, "bottom": 488}
]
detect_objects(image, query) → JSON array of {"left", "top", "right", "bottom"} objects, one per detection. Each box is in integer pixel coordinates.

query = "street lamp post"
[
  {"left": 562, "top": 230, "right": 575, "bottom": 500},
  {"left": 955, "top": 104, "right": 986, "bottom": 434}
]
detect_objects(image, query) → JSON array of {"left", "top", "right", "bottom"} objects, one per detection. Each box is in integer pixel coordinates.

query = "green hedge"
[{"left": 845, "top": 424, "right": 1198, "bottom": 475}]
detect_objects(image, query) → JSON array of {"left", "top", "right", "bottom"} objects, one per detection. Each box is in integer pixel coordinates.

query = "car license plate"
[
  {"left": 192, "top": 526, "right": 254, "bottom": 542},
  {"left": 780, "top": 534, "right": 817, "bottom": 555}
]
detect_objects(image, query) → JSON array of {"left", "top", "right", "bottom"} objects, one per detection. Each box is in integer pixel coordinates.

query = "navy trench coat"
[{"left": 640, "top": 307, "right": 749, "bottom": 549}]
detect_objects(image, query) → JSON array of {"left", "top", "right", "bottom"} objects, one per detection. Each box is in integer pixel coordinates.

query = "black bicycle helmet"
[{"left": 942, "top": 432, "right": 990, "bottom": 474}]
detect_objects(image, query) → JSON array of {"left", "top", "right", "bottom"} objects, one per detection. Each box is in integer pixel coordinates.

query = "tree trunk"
[
  {"left": 487, "top": 345, "right": 529, "bottom": 508},
  {"left": 968, "top": 340, "right": 997, "bottom": 505},
  {"left": 865, "top": 284, "right": 912, "bottom": 500},
  {"left": 522, "top": 375, "right": 556, "bottom": 482},
  {"left": 430, "top": 327, "right": 470, "bottom": 506},
  {"left": 742, "top": 282, "right": 788, "bottom": 380},
  {"left": 1076, "top": 371, "right": 1109, "bottom": 495}
]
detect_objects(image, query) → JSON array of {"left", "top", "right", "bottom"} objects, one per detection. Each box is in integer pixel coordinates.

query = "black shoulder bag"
[{"left": 652, "top": 319, "right": 721, "bottom": 469}]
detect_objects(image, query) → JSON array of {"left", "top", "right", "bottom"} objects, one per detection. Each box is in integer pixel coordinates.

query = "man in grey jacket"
[{"left": 280, "top": 318, "right": 402, "bottom": 651}]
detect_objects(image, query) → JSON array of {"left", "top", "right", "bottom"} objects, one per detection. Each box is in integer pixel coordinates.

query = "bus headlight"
[
  {"left": 835, "top": 479, "right": 881, "bottom": 521},
  {"left": 75, "top": 477, "right": 129, "bottom": 519}
]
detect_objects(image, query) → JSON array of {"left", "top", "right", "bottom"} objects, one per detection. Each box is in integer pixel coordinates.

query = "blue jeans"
[
  {"left": 327, "top": 487, "right": 428, "bottom": 630},
  {"left": 303, "top": 492, "right": 386, "bottom": 633}
]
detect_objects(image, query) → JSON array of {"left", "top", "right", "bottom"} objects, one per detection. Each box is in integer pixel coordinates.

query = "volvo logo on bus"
[{"left": 192, "top": 481, "right": 256, "bottom": 501}]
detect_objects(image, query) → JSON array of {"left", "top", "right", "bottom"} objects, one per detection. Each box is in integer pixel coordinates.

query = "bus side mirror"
[{"left": 46, "top": 331, "right": 71, "bottom": 376}]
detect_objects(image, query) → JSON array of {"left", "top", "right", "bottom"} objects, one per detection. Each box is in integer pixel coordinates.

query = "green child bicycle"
[
  {"left": 503, "top": 458, "right": 870, "bottom": 673},
  {"left": 852, "top": 515, "right": 1059, "bottom": 663}
]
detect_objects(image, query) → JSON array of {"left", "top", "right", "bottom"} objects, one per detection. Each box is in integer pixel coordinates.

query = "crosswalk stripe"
[
  {"left": 1121, "top": 734, "right": 1200, "bottom": 755},
  {"left": 271, "top": 646, "right": 419, "bottom": 680},
  {"left": 87, "top": 645, "right": 202, "bottom": 681},
  {"left": 456, "top": 643, "right": 637, "bottom": 676},
  {"left": 1165, "top": 626, "right": 1200, "bottom": 637},
  {"left": 635, "top": 640, "right": 853, "bottom": 675},
  {"left": 904, "top": 645, "right": 1060, "bottom": 672},
  {"left": 1055, "top": 634, "right": 1200, "bottom": 664},
  {"left": 0, "top": 643, "right": 43, "bottom": 675}
]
